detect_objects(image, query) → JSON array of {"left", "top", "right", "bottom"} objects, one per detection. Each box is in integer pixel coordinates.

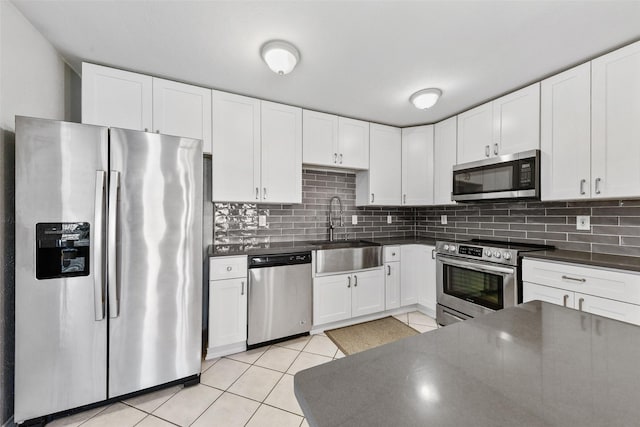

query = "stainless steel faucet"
[{"left": 328, "top": 196, "right": 343, "bottom": 242}]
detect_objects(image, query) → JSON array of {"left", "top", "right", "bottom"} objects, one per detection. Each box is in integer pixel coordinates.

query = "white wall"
[{"left": 0, "top": 1, "right": 66, "bottom": 424}]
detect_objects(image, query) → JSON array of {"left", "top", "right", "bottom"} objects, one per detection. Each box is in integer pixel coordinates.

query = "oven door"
[{"left": 436, "top": 254, "right": 517, "bottom": 319}]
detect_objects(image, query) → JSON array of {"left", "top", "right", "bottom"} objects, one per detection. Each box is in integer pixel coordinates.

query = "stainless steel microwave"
[{"left": 452, "top": 149, "right": 540, "bottom": 202}]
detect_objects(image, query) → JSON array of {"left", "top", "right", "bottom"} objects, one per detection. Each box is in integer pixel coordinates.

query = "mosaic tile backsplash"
[{"left": 213, "top": 169, "right": 640, "bottom": 258}]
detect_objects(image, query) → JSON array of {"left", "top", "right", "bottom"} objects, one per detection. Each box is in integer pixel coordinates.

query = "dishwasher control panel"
[{"left": 249, "top": 251, "right": 312, "bottom": 268}]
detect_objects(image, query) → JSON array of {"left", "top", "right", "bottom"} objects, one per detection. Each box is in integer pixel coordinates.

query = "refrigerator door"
[
  {"left": 15, "top": 117, "right": 108, "bottom": 423},
  {"left": 108, "top": 128, "right": 202, "bottom": 397}
]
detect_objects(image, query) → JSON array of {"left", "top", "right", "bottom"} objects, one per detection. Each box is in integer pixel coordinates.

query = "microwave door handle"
[
  {"left": 93, "top": 171, "right": 106, "bottom": 321},
  {"left": 438, "top": 255, "right": 516, "bottom": 275}
]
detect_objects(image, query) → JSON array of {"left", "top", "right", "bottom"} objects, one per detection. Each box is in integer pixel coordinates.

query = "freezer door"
[
  {"left": 15, "top": 117, "right": 108, "bottom": 423},
  {"left": 108, "top": 128, "right": 202, "bottom": 398}
]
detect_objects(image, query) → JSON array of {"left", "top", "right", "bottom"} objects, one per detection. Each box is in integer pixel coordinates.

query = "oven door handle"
[{"left": 437, "top": 254, "right": 516, "bottom": 275}]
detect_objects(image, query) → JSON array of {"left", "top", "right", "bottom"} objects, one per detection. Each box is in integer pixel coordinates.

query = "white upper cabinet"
[
  {"left": 338, "top": 117, "right": 369, "bottom": 169},
  {"left": 260, "top": 101, "right": 302, "bottom": 204},
  {"left": 211, "top": 90, "right": 261, "bottom": 202},
  {"left": 302, "top": 111, "right": 369, "bottom": 169},
  {"left": 152, "top": 78, "right": 212, "bottom": 154},
  {"left": 540, "top": 63, "right": 591, "bottom": 201},
  {"left": 82, "top": 63, "right": 152, "bottom": 131},
  {"left": 401, "top": 125, "right": 434, "bottom": 206},
  {"left": 433, "top": 116, "right": 457, "bottom": 205},
  {"left": 356, "top": 124, "right": 401, "bottom": 206},
  {"left": 302, "top": 110, "right": 338, "bottom": 166},
  {"left": 456, "top": 83, "right": 540, "bottom": 164},
  {"left": 591, "top": 40, "right": 640, "bottom": 199},
  {"left": 456, "top": 103, "right": 493, "bottom": 164},
  {"left": 492, "top": 82, "right": 540, "bottom": 156}
]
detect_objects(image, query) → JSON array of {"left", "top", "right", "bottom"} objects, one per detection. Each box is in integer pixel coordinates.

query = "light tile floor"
[{"left": 48, "top": 311, "right": 437, "bottom": 426}]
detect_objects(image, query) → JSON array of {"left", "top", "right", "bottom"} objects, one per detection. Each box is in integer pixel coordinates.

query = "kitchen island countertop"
[{"left": 294, "top": 300, "right": 640, "bottom": 427}]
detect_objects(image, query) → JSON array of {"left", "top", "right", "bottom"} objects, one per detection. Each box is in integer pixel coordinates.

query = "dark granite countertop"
[
  {"left": 294, "top": 300, "right": 640, "bottom": 427},
  {"left": 208, "top": 237, "right": 437, "bottom": 257},
  {"left": 523, "top": 249, "right": 640, "bottom": 273}
]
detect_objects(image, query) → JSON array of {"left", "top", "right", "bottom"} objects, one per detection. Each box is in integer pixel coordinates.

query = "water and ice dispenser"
[{"left": 36, "top": 222, "right": 90, "bottom": 279}]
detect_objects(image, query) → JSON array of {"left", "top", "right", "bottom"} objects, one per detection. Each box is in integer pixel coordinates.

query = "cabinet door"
[
  {"left": 367, "top": 124, "right": 401, "bottom": 205},
  {"left": 152, "top": 78, "right": 212, "bottom": 154},
  {"left": 401, "top": 125, "right": 433, "bottom": 206},
  {"left": 302, "top": 110, "right": 338, "bottom": 166},
  {"left": 338, "top": 117, "right": 369, "bottom": 169},
  {"left": 211, "top": 90, "right": 261, "bottom": 202},
  {"left": 577, "top": 293, "right": 640, "bottom": 326},
  {"left": 541, "top": 64, "right": 591, "bottom": 201},
  {"left": 493, "top": 83, "right": 540, "bottom": 156},
  {"left": 352, "top": 269, "right": 385, "bottom": 318},
  {"left": 313, "top": 274, "right": 351, "bottom": 325},
  {"left": 433, "top": 117, "right": 457, "bottom": 205},
  {"left": 418, "top": 246, "right": 437, "bottom": 314},
  {"left": 400, "top": 245, "right": 420, "bottom": 306},
  {"left": 457, "top": 103, "right": 493, "bottom": 164},
  {"left": 261, "top": 101, "right": 302, "bottom": 204},
  {"left": 208, "top": 278, "right": 247, "bottom": 347},
  {"left": 384, "top": 263, "right": 401, "bottom": 310},
  {"left": 592, "top": 41, "right": 640, "bottom": 199},
  {"left": 523, "top": 282, "right": 574, "bottom": 308},
  {"left": 82, "top": 63, "right": 152, "bottom": 131}
]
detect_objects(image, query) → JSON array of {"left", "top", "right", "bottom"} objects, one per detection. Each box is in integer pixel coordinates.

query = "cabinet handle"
[
  {"left": 580, "top": 179, "right": 586, "bottom": 195},
  {"left": 371, "top": 193, "right": 375, "bottom": 203},
  {"left": 334, "top": 153, "right": 338, "bottom": 164},
  {"left": 578, "top": 297, "right": 584, "bottom": 311},
  {"left": 347, "top": 276, "right": 351, "bottom": 288},
  {"left": 353, "top": 275, "right": 358, "bottom": 287},
  {"left": 432, "top": 249, "right": 436, "bottom": 260},
  {"left": 563, "top": 294, "right": 569, "bottom": 307},
  {"left": 241, "top": 281, "right": 245, "bottom": 296},
  {"left": 339, "top": 153, "right": 343, "bottom": 164},
  {"left": 387, "top": 265, "right": 391, "bottom": 276},
  {"left": 493, "top": 143, "right": 499, "bottom": 156},
  {"left": 144, "top": 128, "right": 149, "bottom": 132},
  {"left": 226, "top": 266, "right": 232, "bottom": 272},
  {"left": 155, "top": 130, "right": 160, "bottom": 134},
  {"left": 255, "top": 187, "right": 259, "bottom": 200},
  {"left": 595, "top": 177, "right": 602, "bottom": 195},
  {"left": 562, "top": 275, "right": 586, "bottom": 283},
  {"left": 485, "top": 145, "right": 490, "bottom": 157},
  {"left": 392, "top": 252, "right": 396, "bottom": 256},
  {"left": 403, "top": 194, "right": 407, "bottom": 204},
  {"left": 263, "top": 187, "right": 267, "bottom": 200}
]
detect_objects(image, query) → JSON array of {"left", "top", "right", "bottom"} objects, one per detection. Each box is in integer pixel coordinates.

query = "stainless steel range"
[{"left": 436, "top": 239, "right": 552, "bottom": 326}]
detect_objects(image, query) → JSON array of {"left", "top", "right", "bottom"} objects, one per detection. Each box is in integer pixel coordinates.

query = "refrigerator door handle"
[
  {"left": 94, "top": 171, "right": 106, "bottom": 321},
  {"left": 108, "top": 170, "right": 120, "bottom": 318}
]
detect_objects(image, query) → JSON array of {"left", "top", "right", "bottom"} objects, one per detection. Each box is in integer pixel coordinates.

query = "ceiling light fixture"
[
  {"left": 261, "top": 40, "right": 300, "bottom": 75},
  {"left": 410, "top": 88, "right": 442, "bottom": 109}
]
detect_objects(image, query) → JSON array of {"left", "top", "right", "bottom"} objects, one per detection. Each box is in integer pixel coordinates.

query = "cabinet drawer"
[
  {"left": 523, "top": 259, "right": 640, "bottom": 305},
  {"left": 209, "top": 256, "right": 247, "bottom": 280},
  {"left": 384, "top": 246, "right": 401, "bottom": 262},
  {"left": 523, "top": 282, "right": 574, "bottom": 307},
  {"left": 577, "top": 293, "right": 640, "bottom": 326}
]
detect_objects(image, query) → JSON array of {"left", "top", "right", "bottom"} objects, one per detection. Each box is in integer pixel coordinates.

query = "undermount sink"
[{"left": 312, "top": 240, "right": 382, "bottom": 274}]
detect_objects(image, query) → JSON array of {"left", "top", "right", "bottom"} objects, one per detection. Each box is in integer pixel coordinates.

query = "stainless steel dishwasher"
[{"left": 247, "top": 251, "right": 312, "bottom": 347}]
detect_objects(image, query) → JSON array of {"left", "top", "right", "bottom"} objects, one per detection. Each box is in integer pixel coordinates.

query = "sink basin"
[
  {"left": 313, "top": 240, "right": 382, "bottom": 274},
  {"left": 310, "top": 240, "right": 378, "bottom": 250}
]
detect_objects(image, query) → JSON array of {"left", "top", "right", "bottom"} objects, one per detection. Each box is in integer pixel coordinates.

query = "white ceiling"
[{"left": 12, "top": 0, "right": 640, "bottom": 127}]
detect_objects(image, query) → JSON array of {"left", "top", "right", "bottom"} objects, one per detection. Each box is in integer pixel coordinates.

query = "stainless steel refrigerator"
[{"left": 14, "top": 117, "right": 203, "bottom": 424}]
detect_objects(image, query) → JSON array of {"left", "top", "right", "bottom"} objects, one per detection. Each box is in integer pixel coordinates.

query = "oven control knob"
[
  {"left": 503, "top": 252, "right": 512, "bottom": 260},
  {"left": 485, "top": 250, "right": 492, "bottom": 257},
  {"left": 493, "top": 251, "right": 501, "bottom": 258},
  {"left": 443, "top": 244, "right": 449, "bottom": 251},
  {"left": 449, "top": 245, "right": 456, "bottom": 252}
]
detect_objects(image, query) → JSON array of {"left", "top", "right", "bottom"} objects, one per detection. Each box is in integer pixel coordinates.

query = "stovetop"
[{"left": 435, "top": 239, "right": 554, "bottom": 266}]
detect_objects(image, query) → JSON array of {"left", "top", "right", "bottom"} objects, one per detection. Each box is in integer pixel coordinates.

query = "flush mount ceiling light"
[
  {"left": 261, "top": 40, "right": 300, "bottom": 75},
  {"left": 410, "top": 88, "right": 442, "bottom": 109}
]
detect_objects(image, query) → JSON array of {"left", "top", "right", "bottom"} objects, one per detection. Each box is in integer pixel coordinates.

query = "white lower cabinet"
[
  {"left": 384, "top": 262, "right": 401, "bottom": 310},
  {"left": 400, "top": 245, "right": 436, "bottom": 313},
  {"left": 208, "top": 256, "right": 248, "bottom": 358},
  {"left": 418, "top": 246, "right": 437, "bottom": 314},
  {"left": 313, "top": 269, "right": 384, "bottom": 326},
  {"left": 523, "top": 258, "right": 640, "bottom": 326}
]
